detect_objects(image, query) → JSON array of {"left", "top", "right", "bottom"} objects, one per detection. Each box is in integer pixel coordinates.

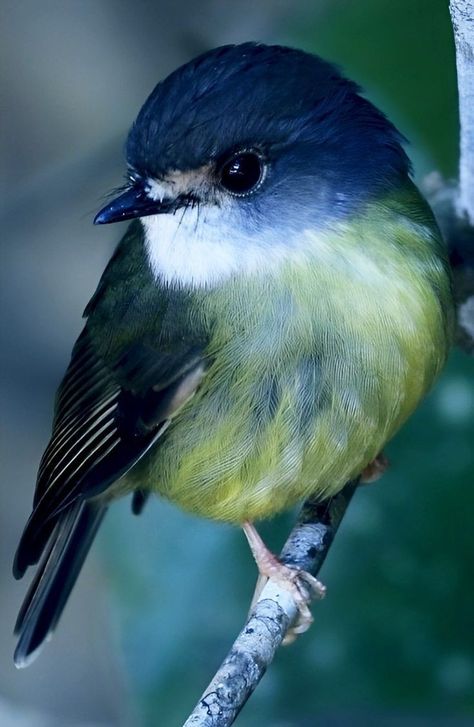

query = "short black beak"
[{"left": 94, "top": 186, "right": 176, "bottom": 225}]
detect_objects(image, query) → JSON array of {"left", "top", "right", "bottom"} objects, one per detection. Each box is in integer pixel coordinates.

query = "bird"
[{"left": 13, "top": 42, "right": 453, "bottom": 667}]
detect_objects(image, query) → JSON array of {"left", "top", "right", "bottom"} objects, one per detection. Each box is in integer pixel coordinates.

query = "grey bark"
[
  {"left": 184, "top": 483, "right": 357, "bottom": 727},
  {"left": 450, "top": 0, "right": 474, "bottom": 224}
]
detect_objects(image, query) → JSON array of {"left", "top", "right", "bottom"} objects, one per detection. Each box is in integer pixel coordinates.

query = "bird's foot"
[
  {"left": 360, "top": 452, "right": 389, "bottom": 484},
  {"left": 242, "top": 521, "right": 326, "bottom": 644}
]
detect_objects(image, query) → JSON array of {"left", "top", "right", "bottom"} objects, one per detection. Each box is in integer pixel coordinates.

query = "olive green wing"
[
  {"left": 13, "top": 221, "right": 209, "bottom": 666},
  {"left": 14, "top": 327, "right": 205, "bottom": 579}
]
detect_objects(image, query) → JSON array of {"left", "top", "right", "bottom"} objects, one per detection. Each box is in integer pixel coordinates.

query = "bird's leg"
[
  {"left": 242, "top": 521, "right": 326, "bottom": 643},
  {"left": 360, "top": 452, "right": 389, "bottom": 484}
]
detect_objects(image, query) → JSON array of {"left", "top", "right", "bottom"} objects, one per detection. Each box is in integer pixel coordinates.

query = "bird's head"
[{"left": 95, "top": 43, "right": 410, "bottom": 287}]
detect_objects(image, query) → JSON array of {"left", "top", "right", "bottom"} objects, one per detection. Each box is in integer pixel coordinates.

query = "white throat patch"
[{"left": 140, "top": 205, "right": 300, "bottom": 288}]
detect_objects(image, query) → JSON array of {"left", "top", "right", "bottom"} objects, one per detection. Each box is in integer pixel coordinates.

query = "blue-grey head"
[{"left": 95, "top": 43, "right": 410, "bottom": 287}]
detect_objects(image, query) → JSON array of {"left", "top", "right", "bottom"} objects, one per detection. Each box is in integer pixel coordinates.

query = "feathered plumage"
[{"left": 13, "top": 43, "right": 453, "bottom": 667}]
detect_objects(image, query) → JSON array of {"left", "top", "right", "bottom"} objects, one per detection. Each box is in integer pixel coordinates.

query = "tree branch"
[
  {"left": 450, "top": 0, "right": 474, "bottom": 225},
  {"left": 184, "top": 5, "right": 474, "bottom": 725},
  {"left": 184, "top": 482, "right": 358, "bottom": 727},
  {"left": 423, "top": 172, "right": 474, "bottom": 355}
]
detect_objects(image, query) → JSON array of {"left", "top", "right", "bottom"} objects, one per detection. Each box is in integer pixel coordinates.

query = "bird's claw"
[
  {"left": 243, "top": 521, "right": 326, "bottom": 644},
  {"left": 269, "top": 564, "right": 325, "bottom": 645}
]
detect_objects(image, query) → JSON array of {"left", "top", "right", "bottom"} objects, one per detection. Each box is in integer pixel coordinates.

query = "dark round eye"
[{"left": 219, "top": 151, "right": 265, "bottom": 196}]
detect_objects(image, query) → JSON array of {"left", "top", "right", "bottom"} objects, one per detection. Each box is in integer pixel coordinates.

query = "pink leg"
[
  {"left": 242, "top": 521, "right": 326, "bottom": 642},
  {"left": 360, "top": 452, "right": 389, "bottom": 483}
]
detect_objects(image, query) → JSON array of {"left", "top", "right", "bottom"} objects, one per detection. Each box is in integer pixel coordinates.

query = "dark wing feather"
[
  {"left": 131, "top": 489, "right": 150, "bottom": 515},
  {"left": 13, "top": 222, "right": 208, "bottom": 665},
  {"left": 14, "top": 502, "right": 107, "bottom": 668},
  {"left": 14, "top": 328, "right": 204, "bottom": 580},
  {"left": 13, "top": 323, "right": 205, "bottom": 666},
  {"left": 14, "top": 331, "right": 170, "bottom": 578}
]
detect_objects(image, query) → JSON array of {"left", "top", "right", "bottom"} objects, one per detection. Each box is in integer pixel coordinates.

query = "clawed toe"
[
  {"left": 243, "top": 521, "right": 326, "bottom": 643},
  {"left": 278, "top": 566, "right": 325, "bottom": 644}
]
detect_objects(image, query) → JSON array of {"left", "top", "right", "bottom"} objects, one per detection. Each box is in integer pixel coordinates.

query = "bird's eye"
[{"left": 219, "top": 151, "right": 265, "bottom": 196}]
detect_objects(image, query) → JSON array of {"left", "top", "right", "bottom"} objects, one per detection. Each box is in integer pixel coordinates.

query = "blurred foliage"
[
  {"left": 98, "top": 1, "right": 474, "bottom": 725},
  {"left": 294, "top": 0, "right": 458, "bottom": 177}
]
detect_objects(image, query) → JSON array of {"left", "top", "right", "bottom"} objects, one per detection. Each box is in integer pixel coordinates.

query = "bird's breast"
[{"left": 127, "top": 235, "right": 449, "bottom": 524}]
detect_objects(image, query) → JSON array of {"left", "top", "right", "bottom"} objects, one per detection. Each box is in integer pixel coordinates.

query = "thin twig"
[{"left": 184, "top": 482, "right": 358, "bottom": 727}]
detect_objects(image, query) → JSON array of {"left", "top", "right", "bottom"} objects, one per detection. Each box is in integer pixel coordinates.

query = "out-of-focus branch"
[
  {"left": 423, "top": 173, "right": 474, "bottom": 355},
  {"left": 184, "top": 7, "right": 474, "bottom": 726},
  {"left": 449, "top": 0, "right": 474, "bottom": 225},
  {"left": 424, "top": 2, "right": 474, "bottom": 355},
  {"left": 184, "top": 482, "right": 357, "bottom": 727}
]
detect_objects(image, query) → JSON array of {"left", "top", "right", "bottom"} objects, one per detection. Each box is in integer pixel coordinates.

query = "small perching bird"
[{"left": 13, "top": 43, "right": 453, "bottom": 667}]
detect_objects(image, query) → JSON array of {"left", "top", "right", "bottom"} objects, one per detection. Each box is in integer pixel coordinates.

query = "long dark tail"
[{"left": 13, "top": 502, "right": 107, "bottom": 668}]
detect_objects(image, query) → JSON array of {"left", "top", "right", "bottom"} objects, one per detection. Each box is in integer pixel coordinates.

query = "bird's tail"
[{"left": 13, "top": 501, "right": 107, "bottom": 668}]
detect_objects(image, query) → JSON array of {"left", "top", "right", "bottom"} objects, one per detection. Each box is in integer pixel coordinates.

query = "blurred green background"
[{"left": 1, "top": 1, "right": 472, "bottom": 725}]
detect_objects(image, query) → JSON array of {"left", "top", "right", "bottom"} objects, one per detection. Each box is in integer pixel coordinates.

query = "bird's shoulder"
[
  {"left": 13, "top": 223, "right": 211, "bottom": 578},
  {"left": 85, "top": 220, "right": 210, "bottom": 376}
]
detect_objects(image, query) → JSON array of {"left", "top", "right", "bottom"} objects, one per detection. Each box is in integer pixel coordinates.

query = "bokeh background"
[{"left": 1, "top": 1, "right": 473, "bottom": 725}]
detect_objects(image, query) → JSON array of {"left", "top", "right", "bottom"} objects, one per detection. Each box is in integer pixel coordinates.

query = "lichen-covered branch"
[
  {"left": 449, "top": 0, "right": 474, "bottom": 224},
  {"left": 184, "top": 482, "right": 357, "bottom": 727},
  {"left": 437, "top": 1, "right": 474, "bottom": 355}
]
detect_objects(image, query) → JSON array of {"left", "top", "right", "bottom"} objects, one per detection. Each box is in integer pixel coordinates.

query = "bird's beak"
[{"left": 94, "top": 186, "right": 178, "bottom": 225}]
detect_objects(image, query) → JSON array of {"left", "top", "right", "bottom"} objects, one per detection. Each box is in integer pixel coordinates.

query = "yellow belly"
[{"left": 127, "top": 231, "right": 451, "bottom": 523}]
